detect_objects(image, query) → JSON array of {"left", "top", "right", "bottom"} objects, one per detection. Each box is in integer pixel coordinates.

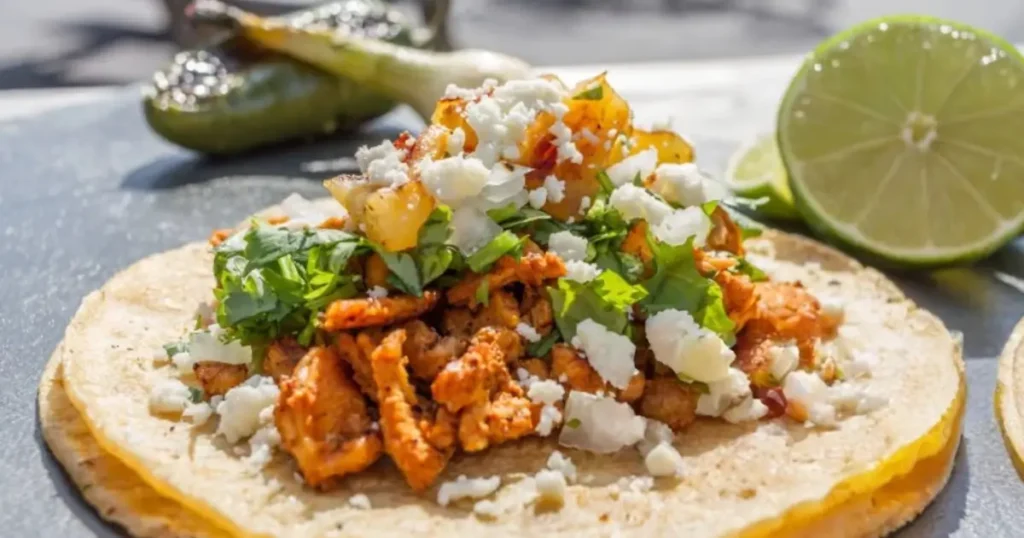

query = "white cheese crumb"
[
  {"left": 367, "top": 286, "right": 389, "bottom": 299},
  {"left": 605, "top": 148, "right": 658, "bottom": 187},
  {"left": 479, "top": 164, "right": 529, "bottom": 210},
  {"left": 559, "top": 391, "right": 646, "bottom": 453},
  {"left": 528, "top": 379, "right": 566, "bottom": 405},
  {"left": 578, "top": 196, "right": 592, "bottom": 214},
  {"left": 536, "top": 404, "right": 563, "bottom": 436},
  {"left": 443, "top": 79, "right": 497, "bottom": 100},
  {"left": 644, "top": 442, "right": 685, "bottom": 477},
  {"left": 722, "top": 397, "right": 769, "bottom": 424},
  {"left": 843, "top": 350, "right": 878, "bottom": 379},
  {"left": 608, "top": 183, "right": 673, "bottom": 225},
  {"left": 215, "top": 376, "right": 279, "bottom": 444},
  {"left": 149, "top": 379, "right": 191, "bottom": 414},
  {"left": 547, "top": 231, "right": 589, "bottom": 262},
  {"left": 783, "top": 371, "right": 837, "bottom": 427},
  {"left": 448, "top": 206, "right": 501, "bottom": 254},
  {"left": 348, "top": 494, "right": 372, "bottom": 510},
  {"left": 447, "top": 127, "right": 466, "bottom": 156},
  {"left": 171, "top": 351, "right": 194, "bottom": 372},
  {"left": 618, "top": 475, "right": 655, "bottom": 493},
  {"left": 527, "top": 187, "right": 548, "bottom": 209},
  {"left": 649, "top": 163, "right": 723, "bottom": 207},
  {"left": 636, "top": 419, "right": 675, "bottom": 456},
  {"left": 516, "top": 367, "right": 536, "bottom": 389},
  {"left": 570, "top": 319, "right": 637, "bottom": 389},
  {"left": 534, "top": 469, "right": 567, "bottom": 504},
  {"left": 651, "top": 206, "right": 712, "bottom": 247},
  {"left": 515, "top": 322, "right": 542, "bottom": 343},
  {"left": 183, "top": 401, "right": 213, "bottom": 425},
  {"left": 355, "top": 141, "right": 409, "bottom": 187},
  {"left": 550, "top": 118, "right": 584, "bottom": 164},
  {"left": 543, "top": 175, "right": 566, "bottom": 203},
  {"left": 547, "top": 451, "right": 578, "bottom": 483},
  {"left": 563, "top": 260, "right": 601, "bottom": 283},
  {"left": 247, "top": 410, "right": 281, "bottom": 467},
  {"left": 696, "top": 368, "right": 754, "bottom": 418},
  {"left": 646, "top": 309, "right": 734, "bottom": 383},
  {"left": 419, "top": 155, "right": 490, "bottom": 208},
  {"left": 769, "top": 341, "right": 800, "bottom": 381},
  {"left": 187, "top": 324, "right": 251, "bottom": 366},
  {"left": 819, "top": 296, "right": 846, "bottom": 322},
  {"left": 437, "top": 475, "right": 502, "bottom": 506}
]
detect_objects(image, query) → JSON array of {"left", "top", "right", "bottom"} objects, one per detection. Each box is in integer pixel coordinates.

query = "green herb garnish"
[
  {"left": 549, "top": 270, "right": 647, "bottom": 342},
  {"left": 475, "top": 279, "right": 490, "bottom": 306},
  {"left": 526, "top": 331, "right": 559, "bottom": 358},
  {"left": 573, "top": 85, "right": 603, "bottom": 100},
  {"left": 466, "top": 231, "right": 526, "bottom": 273}
]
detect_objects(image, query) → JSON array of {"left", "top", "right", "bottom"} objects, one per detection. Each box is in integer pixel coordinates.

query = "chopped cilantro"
[
  {"left": 187, "top": 387, "right": 204, "bottom": 404},
  {"left": 573, "top": 85, "right": 603, "bottom": 100},
  {"left": 639, "top": 235, "right": 735, "bottom": 343},
  {"left": 378, "top": 250, "right": 421, "bottom": 296},
  {"left": 595, "top": 170, "right": 616, "bottom": 195},
  {"left": 549, "top": 270, "right": 647, "bottom": 342},
  {"left": 734, "top": 257, "right": 768, "bottom": 282},
  {"left": 466, "top": 231, "right": 526, "bottom": 273},
  {"left": 488, "top": 206, "right": 553, "bottom": 231},
  {"left": 474, "top": 279, "right": 490, "bottom": 306},
  {"left": 526, "top": 331, "right": 559, "bottom": 358},
  {"left": 163, "top": 341, "right": 188, "bottom": 358}
]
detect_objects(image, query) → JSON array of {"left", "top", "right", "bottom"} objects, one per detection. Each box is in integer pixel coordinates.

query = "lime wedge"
[
  {"left": 778, "top": 16, "right": 1024, "bottom": 266},
  {"left": 724, "top": 134, "right": 801, "bottom": 221}
]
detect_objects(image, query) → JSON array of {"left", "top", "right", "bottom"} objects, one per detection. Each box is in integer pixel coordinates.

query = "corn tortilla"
[{"left": 48, "top": 200, "right": 964, "bottom": 537}]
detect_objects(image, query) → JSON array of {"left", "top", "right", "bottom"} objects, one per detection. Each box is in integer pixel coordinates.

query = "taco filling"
[{"left": 152, "top": 74, "right": 888, "bottom": 504}]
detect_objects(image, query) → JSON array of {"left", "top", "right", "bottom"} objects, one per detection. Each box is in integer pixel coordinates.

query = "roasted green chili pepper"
[{"left": 143, "top": 0, "right": 426, "bottom": 155}]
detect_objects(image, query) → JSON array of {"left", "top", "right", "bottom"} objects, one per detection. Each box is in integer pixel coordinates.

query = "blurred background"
[{"left": 2, "top": 0, "right": 1024, "bottom": 90}]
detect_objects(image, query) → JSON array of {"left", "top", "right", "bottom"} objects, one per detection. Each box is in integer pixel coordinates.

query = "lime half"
[
  {"left": 778, "top": 16, "right": 1024, "bottom": 266},
  {"left": 724, "top": 134, "right": 800, "bottom": 221}
]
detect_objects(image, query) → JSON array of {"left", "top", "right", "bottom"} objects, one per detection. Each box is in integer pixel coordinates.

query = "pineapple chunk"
[{"left": 363, "top": 181, "right": 435, "bottom": 252}]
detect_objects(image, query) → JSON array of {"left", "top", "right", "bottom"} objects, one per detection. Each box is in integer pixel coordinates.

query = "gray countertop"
[{"left": 1, "top": 58, "right": 1023, "bottom": 536}]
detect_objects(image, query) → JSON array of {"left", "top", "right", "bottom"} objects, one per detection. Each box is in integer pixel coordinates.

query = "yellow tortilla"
[
  {"left": 996, "top": 317, "right": 1024, "bottom": 479},
  {"left": 38, "top": 345, "right": 228, "bottom": 538},
  {"left": 49, "top": 205, "right": 964, "bottom": 537}
]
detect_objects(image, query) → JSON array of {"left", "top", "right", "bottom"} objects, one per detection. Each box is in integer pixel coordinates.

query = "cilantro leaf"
[
  {"left": 243, "top": 227, "right": 354, "bottom": 268},
  {"left": 573, "top": 85, "right": 603, "bottom": 100},
  {"left": 187, "top": 387, "right": 204, "bottom": 403},
  {"left": 526, "top": 331, "right": 559, "bottom": 358},
  {"left": 418, "top": 206, "right": 453, "bottom": 246},
  {"left": 593, "top": 249, "right": 644, "bottom": 283},
  {"left": 734, "top": 257, "right": 768, "bottom": 282},
  {"left": 475, "top": 279, "right": 490, "bottom": 306},
  {"left": 418, "top": 246, "right": 455, "bottom": 286},
  {"left": 549, "top": 270, "right": 647, "bottom": 341},
  {"left": 488, "top": 206, "right": 553, "bottom": 231},
  {"left": 595, "top": 170, "right": 616, "bottom": 195},
  {"left": 639, "top": 236, "right": 735, "bottom": 341},
  {"left": 378, "top": 250, "right": 422, "bottom": 296},
  {"left": 466, "top": 231, "right": 526, "bottom": 273}
]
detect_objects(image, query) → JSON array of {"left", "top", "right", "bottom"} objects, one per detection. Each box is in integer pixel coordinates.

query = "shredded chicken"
[
  {"left": 519, "top": 287, "right": 554, "bottom": 337},
  {"left": 447, "top": 252, "right": 566, "bottom": 306},
  {"left": 457, "top": 391, "right": 536, "bottom": 452},
  {"left": 322, "top": 291, "right": 440, "bottom": 331},
  {"left": 371, "top": 329, "right": 455, "bottom": 491},
  {"left": 192, "top": 362, "right": 247, "bottom": 397},
  {"left": 473, "top": 289, "right": 521, "bottom": 329},
  {"left": 442, "top": 308, "right": 474, "bottom": 340},
  {"left": 621, "top": 221, "right": 654, "bottom": 276},
  {"left": 550, "top": 344, "right": 644, "bottom": 402},
  {"left": 638, "top": 376, "right": 699, "bottom": 432},
  {"left": 707, "top": 206, "right": 744, "bottom": 255},
  {"left": 264, "top": 337, "right": 306, "bottom": 381},
  {"left": 335, "top": 331, "right": 379, "bottom": 400},
  {"left": 432, "top": 328, "right": 514, "bottom": 413},
  {"left": 275, "top": 347, "right": 383, "bottom": 488},
  {"left": 716, "top": 269, "right": 759, "bottom": 333},
  {"left": 519, "top": 358, "right": 550, "bottom": 380},
  {"left": 736, "top": 281, "right": 836, "bottom": 370},
  {"left": 402, "top": 320, "right": 466, "bottom": 381}
]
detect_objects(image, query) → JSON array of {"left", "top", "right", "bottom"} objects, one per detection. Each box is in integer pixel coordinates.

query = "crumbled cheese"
[
  {"left": 547, "top": 450, "right": 578, "bottom": 483},
  {"left": 171, "top": 351, "right": 194, "bottom": 371},
  {"left": 618, "top": 475, "right": 655, "bottom": 493},
  {"left": 543, "top": 175, "right": 566, "bottom": 203},
  {"left": 447, "top": 127, "right": 466, "bottom": 156},
  {"left": 820, "top": 296, "right": 846, "bottom": 321},
  {"left": 828, "top": 383, "right": 888, "bottom": 414},
  {"left": 515, "top": 322, "right": 542, "bottom": 343},
  {"left": 247, "top": 410, "right": 281, "bottom": 467},
  {"left": 534, "top": 469, "right": 567, "bottom": 504},
  {"left": 608, "top": 183, "right": 673, "bottom": 225},
  {"left": 355, "top": 141, "right": 409, "bottom": 187},
  {"left": 547, "top": 231, "right": 588, "bottom": 262},
  {"left": 579, "top": 196, "right": 592, "bottom": 214},
  {"left": 843, "top": 350, "right": 878, "bottom": 379},
  {"left": 183, "top": 401, "right": 213, "bottom": 425},
  {"left": 651, "top": 206, "right": 712, "bottom": 247},
  {"left": 527, "top": 187, "right": 547, "bottom": 209},
  {"left": 769, "top": 341, "right": 800, "bottom": 381},
  {"left": 492, "top": 78, "right": 565, "bottom": 109},
  {"left": 367, "top": 286, "right": 389, "bottom": 299},
  {"left": 463, "top": 78, "right": 565, "bottom": 167},
  {"left": 536, "top": 404, "right": 563, "bottom": 436},
  {"left": 444, "top": 79, "right": 497, "bottom": 100},
  {"left": 348, "top": 494, "right": 372, "bottom": 510},
  {"left": 437, "top": 475, "right": 502, "bottom": 506},
  {"left": 528, "top": 379, "right": 566, "bottom": 405},
  {"left": 696, "top": 368, "right": 754, "bottom": 417},
  {"left": 722, "top": 397, "right": 769, "bottom": 424},
  {"left": 558, "top": 391, "right": 646, "bottom": 453},
  {"left": 215, "top": 376, "right": 279, "bottom": 444},
  {"left": 605, "top": 148, "right": 658, "bottom": 187},
  {"left": 550, "top": 118, "right": 584, "bottom": 164},
  {"left": 516, "top": 367, "right": 536, "bottom": 389},
  {"left": 188, "top": 325, "right": 251, "bottom": 365},
  {"left": 783, "top": 371, "right": 837, "bottom": 427},
  {"left": 563, "top": 260, "right": 601, "bottom": 283},
  {"left": 149, "top": 379, "right": 191, "bottom": 414},
  {"left": 645, "top": 309, "right": 734, "bottom": 383},
  {"left": 636, "top": 419, "right": 675, "bottom": 456},
  {"left": 448, "top": 206, "right": 501, "bottom": 254},
  {"left": 644, "top": 442, "right": 685, "bottom": 477},
  {"left": 420, "top": 155, "right": 490, "bottom": 208},
  {"left": 650, "top": 117, "right": 674, "bottom": 131},
  {"left": 479, "top": 164, "right": 530, "bottom": 210},
  {"left": 649, "top": 163, "right": 721, "bottom": 207},
  {"left": 278, "top": 192, "right": 348, "bottom": 229},
  {"left": 570, "top": 319, "right": 637, "bottom": 389}
]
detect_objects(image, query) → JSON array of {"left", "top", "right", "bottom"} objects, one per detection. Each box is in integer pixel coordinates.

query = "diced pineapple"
[
  {"left": 323, "top": 176, "right": 374, "bottom": 222},
  {"left": 363, "top": 181, "right": 435, "bottom": 251},
  {"left": 631, "top": 129, "right": 695, "bottom": 165}
]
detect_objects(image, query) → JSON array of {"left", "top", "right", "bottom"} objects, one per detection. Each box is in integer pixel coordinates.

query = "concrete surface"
[{"left": 1, "top": 0, "right": 1023, "bottom": 89}]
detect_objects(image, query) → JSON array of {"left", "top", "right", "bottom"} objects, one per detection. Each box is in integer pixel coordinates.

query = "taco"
[
  {"left": 47, "top": 74, "right": 964, "bottom": 537},
  {"left": 996, "top": 317, "right": 1024, "bottom": 479}
]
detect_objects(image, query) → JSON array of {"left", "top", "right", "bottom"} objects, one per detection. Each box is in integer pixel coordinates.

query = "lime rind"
[
  {"left": 777, "top": 14, "right": 1024, "bottom": 267},
  {"left": 724, "top": 134, "right": 801, "bottom": 221}
]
